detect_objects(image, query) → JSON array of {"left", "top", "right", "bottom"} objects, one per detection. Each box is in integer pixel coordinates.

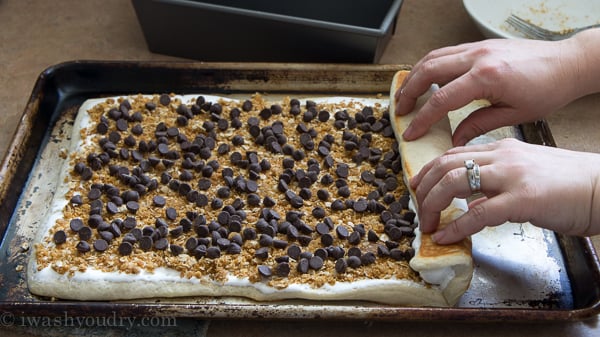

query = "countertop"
[{"left": 1, "top": 0, "right": 599, "bottom": 336}]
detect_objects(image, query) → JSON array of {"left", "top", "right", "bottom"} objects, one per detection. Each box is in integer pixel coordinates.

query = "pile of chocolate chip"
[{"left": 54, "top": 93, "right": 417, "bottom": 280}]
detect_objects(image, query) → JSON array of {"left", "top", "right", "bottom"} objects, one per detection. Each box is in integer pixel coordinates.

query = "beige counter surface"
[{"left": 1, "top": 0, "right": 599, "bottom": 336}]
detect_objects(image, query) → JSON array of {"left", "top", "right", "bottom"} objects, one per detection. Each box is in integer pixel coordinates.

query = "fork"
[{"left": 505, "top": 14, "right": 600, "bottom": 41}]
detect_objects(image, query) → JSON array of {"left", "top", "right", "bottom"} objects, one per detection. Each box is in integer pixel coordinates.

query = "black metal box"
[{"left": 131, "top": 0, "right": 403, "bottom": 63}]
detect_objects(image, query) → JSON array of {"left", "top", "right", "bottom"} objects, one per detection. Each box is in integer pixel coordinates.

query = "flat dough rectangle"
[{"left": 27, "top": 85, "right": 472, "bottom": 306}]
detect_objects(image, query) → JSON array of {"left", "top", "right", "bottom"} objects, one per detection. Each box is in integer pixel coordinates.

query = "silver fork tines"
[{"left": 505, "top": 14, "right": 600, "bottom": 41}]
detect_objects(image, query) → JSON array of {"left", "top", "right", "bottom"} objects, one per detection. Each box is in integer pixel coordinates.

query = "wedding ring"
[{"left": 464, "top": 159, "right": 481, "bottom": 193}]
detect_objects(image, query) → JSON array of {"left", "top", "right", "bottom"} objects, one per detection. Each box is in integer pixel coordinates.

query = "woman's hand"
[
  {"left": 394, "top": 36, "right": 592, "bottom": 146},
  {"left": 411, "top": 138, "right": 600, "bottom": 244}
]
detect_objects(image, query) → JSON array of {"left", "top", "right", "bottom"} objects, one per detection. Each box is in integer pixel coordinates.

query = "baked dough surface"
[{"left": 389, "top": 71, "right": 473, "bottom": 305}]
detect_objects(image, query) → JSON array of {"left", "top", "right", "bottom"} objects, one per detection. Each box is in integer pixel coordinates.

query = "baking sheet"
[{"left": 1, "top": 61, "right": 599, "bottom": 321}]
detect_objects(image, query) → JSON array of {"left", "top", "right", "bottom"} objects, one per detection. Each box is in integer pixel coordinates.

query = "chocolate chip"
[
  {"left": 53, "top": 230, "right": 67, "bottom": 245},
  {"left": 311, "top": 207, "right": 326, "bottom": 219},
  {"left": 331, "top": 199, "right": 345, "bottom": 211},
  {"left": 227, "top": 242, "right": 242, "bottom": 255},
  {"left": 139, "top": 236, "right": 153, "bottom": 251},
  {"left": 274, "top": 262, "right": 290, "bottom": 277},
  {"left": 360, "top": 252, "right": 376, "bottom": 266},
  {"left": 335, "top": 258, "right": 347, "bottom": 273},
  {"left": 169, "top": 225, "right": 183, "bottom": 237},
  {"left": 377, "top": 244, "right": 390, "bottom": 257},
  {"left": 292, "top": 149, "right": 305, "bottom": 161},
  {"left": 119, "top": 217, "right": 135, "bottom": 232},
  {"left": 294, "top": 258, "right": 308, "bottom": 274},
  {"left": 150, "top": 195, "right": 166, "bottom": 207},
  {"left": 385, "top": 177, "right": 399, "bottom": 191},
  {"left": 184, "top": 237, "right": 198, "bottom": 252},
  {"left": 238, "top": 99, "right": 252, "bottom": 112},
  {"left": 337, "top": 185, "right": 351, "bottom": 198},
  {"left": 93, "top": 239, "right": 109, "bottom": 252},
  {"left": 179, "top": 170, "right": 194, "bottom": 181},
  {"left": 298, "top": 188, "right": 312, "bottom": 200},
  {"left": 87, "top": 214, "right": 102, "bottom": 228},
  {"left": 273, "top": 239, "right": 288, "bottom": 249},
  {"left": 80, "top": 167, "right": 93, "bottom": 180},
  {"left": 288, "top": 195, "right": 304, "bottom": 208},
  {"left": 216, "top": 237, "right": 231, "bottom": 250},
  {"left": 386, "top": 226, "right": 403, "bottom": 241},
  {"left": 167, "top": 244, "right": 183, "bottom": 256},
  {"left": 105, "top": 201, "right": 118, "bottom": 215},
  {"left": 311, "top": 222, "right": 328, "bottom": 236},
  {"left": 76, "top": 241, "right": 91, "bottom": 253},
  {"left": 255, "top": 246, "right": 270, "bottom": 260},
  {"left": 87, "top": 188, "right": 102, "bottom": 201},
  {"left": 304, "top": 255, "right": 322, "bottom": 270},
  {"left": 353, "top": 198, "right": 368, "bottom": 213},
  {"left": 390, "top": 248, "right": 406, "bottom": 261},
  {"left": 76, "top": 226, "right": 92, "bottom": 241},
  {"left": 157, "top": 94, "right": 170, "bottom": 106},
  {"left": 109, "top": 222, "right": 122, "bottom": 237},
  {"left": 206, "top": 246, "right": 221, "bottom": 259},
  {"left": 70, "top": 194, "right": 83, "bottom": 205},
  {"left": 188, "top": 243, "right": 205, "bottom": 258},
  {"left": 258, "top": 265, "right": 272, "bottom": 277},
  {"left": 335, "top": 225, "right": 350, "bottom": 240},
  {"left": 314, "top": 248, "right": 328, "bottom": 261},
  {"left": 347, "top": 231, "right": 361, "bottom": 245},
  {"left": 116, "top": 118, "right": 129, "bottom": 132},
  {"left": 405, "top": 247, "right": 415, "bottom": 259},
  {"left": 96, "top": 121, "right": 109, "bottom": 134},
  {"left": 259, "top": 107, "right": 272, "bottom": 119},
  {"left": 69, "top": 218, "right": 84, "bottom": 232},
  {"left": 123, "top": 232, "right": 137, "bottom": 244},
  {"left": 217, "top": 186, "right": 231, "bottom": 199},
  {"left": 97, "top": 221, "right": 111, "bottom": 233},
  {"left": 259, "top": 234, "right": 273, "bottom": 247},
  {"left": 367, "top": 230, "right": 380, "bottom": 243},
  {"left": 316, "top": 189, "right": 329, "bottom": 201},
  {"left": 297, "top": 235, "right": 312, "bottom": 247},
  {"left": 324, "top": 246, "right": 341, "bottom": 260},
  {"left": 211, "top": 198, "right": 223, "bottom": 209},
  {"left": 118, "top": 241, "right": 133, "bottom": 255},
  {"left": 241, "top": 228, "right": 256, "bottom": 242},
  {"left": 163, "top": 207, "right": 177, "bottom": 221},
  {"left": 347, "top": 255, "right": 362, "bottom": 269},
  {"left": 239, "top": 193, "right": 258, "bottom": 207},
  {"left": 318, "top": 232, "right": 332, "bottom": 246},
  {"left": 284, "top": 245, "right": 300, "bottom": 261},
  {"left": 246, "top": 180, "right": 258, "bottom": 193}
]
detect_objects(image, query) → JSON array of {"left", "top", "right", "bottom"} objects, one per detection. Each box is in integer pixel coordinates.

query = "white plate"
[{"left": 463, "top": 0, "right": 600, "bottom": 39}]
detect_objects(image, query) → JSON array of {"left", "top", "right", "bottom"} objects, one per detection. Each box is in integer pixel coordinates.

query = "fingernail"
[
  {"left": 455, "top": 137, "right": 468, "bottom": 146},
  {"left": 409, "top": 176, "right": 417, "bottom": 188},
  {"left": 402, "top": 125, "right": 414, "bottom": 140},
  {"left": 431, "top": 230, "right": 445, "bottom": 243}
]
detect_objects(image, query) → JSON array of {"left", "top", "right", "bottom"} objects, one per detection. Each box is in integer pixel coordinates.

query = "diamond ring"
[{"left": 464, "top": 159, "right": 481, "bottom": 193}]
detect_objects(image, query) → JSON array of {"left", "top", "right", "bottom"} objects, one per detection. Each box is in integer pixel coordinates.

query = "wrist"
[{"left": 568, "top": 28, "right": 600, "bottom": 97}]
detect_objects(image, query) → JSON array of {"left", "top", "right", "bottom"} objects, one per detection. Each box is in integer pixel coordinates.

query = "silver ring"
[{"left": 465, "top": 159, "right": 481, "bottom": 193}]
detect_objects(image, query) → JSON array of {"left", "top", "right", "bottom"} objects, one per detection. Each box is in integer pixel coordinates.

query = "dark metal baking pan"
[
  {"left": 131, "top": 0, "right": 403, "bottom": 63},
  {"left": 1, "top": 61, "right": 600, "bottom": 321}
]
